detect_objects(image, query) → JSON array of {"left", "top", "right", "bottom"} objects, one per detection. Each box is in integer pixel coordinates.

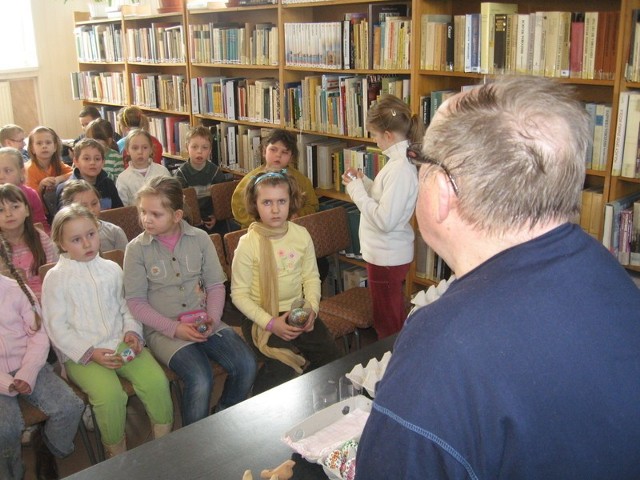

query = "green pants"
[{"left": 65, "top": 344, "right": 173, "bottom": 445}]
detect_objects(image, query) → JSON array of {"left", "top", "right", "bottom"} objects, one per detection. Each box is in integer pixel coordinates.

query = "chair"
[
  {"left": 19, "top": 395, "right": 97, "bottom": 465},
  {"left": 99, "top": 205, "right": 143, "bottom": 241},
  {"left": 183, "top": 187, "right": 202, "bottom": 227},
  {"left": 210, "top": 180, "right": 240, "bottom": 232},
  {"left": 222, "top": 228, "right": 247, "bottom": 271},
  {"left": 101, "top": 249, "right": 125, "bottom": 267},
  {"left": 293, "top": 207, "right": 373, "bottom": 351},
  {"left": 209, "top": 233, "right": 230, "bottom": 279}
]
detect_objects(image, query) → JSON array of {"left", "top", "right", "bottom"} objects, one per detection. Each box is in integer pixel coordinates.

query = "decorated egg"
[
  {"left": 288, "top": 308, "right": 310, "bottom": 327},
  {"left": 197, "top": 323, "right": 208, "bottom": 334},
  {"left": 120, "top": 348, "right": 136, "bottom": 363}
]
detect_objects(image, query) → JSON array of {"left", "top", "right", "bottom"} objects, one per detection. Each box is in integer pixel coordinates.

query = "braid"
[{"left": 0, "top": 234, "right": 41, "bottom": 331}]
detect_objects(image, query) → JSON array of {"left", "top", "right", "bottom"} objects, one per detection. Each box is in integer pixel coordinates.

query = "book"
[
  {"left": 465, "top": 13, "right": 481, "bottom": 73},
  {"left": 580, "top": 188, "right": 594, "bottom": 232},
  {"left": 480, "top": 2, "right": 517, "bottom": 74},
  {"left": 515, "top": 13, "right": 531, "bottom": 74},
  {"left": 621, "top": 93, "right": 640, "bottom": 178},
  {"left": 602, "top": 190, "right": 640, "bottom": 258},
  {"left": 588, "top": 188, "right": 604, "bottom": 239},
  {"left": 631, "top": 200, "right": 640, "bottom": 266},
  {"left": 569, "top": 12, "right": 585, "bottom": 78},
  {"left": 493, "top": 13, "right": 508, "bottom": 73},
  {"left": 612, "top": 91, "right": 635, "bottom": 176}
]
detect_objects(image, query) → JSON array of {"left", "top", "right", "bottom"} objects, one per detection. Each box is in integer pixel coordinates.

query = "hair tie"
[
  {"left": 391, "top": 109, "right": 397, "bottom": 117},
  {"left": 254, "top": 169, "right": 288, "bottom": 186}
]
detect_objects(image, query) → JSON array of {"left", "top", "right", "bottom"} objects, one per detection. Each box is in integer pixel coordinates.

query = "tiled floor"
[{"left": 21, "top": 326, "right": 379, "bottom": 479}]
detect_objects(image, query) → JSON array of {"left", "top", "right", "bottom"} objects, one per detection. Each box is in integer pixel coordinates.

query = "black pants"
[{"left": 242, "top": 315, "right": 341, "bottom": 395}]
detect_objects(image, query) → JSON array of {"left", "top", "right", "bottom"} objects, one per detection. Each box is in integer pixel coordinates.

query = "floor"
[{"left": 21, "top": 325, "right": 380, "bottom": 479}]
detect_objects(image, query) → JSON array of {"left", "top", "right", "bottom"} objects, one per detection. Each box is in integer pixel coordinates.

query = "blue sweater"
[{"left": 356, "top": 223, "right": 640, "bottom": 480}]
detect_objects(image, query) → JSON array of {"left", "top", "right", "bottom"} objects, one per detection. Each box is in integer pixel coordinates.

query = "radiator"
[{"left": 0, "top": 82, "right": 14, "bottom": 124}]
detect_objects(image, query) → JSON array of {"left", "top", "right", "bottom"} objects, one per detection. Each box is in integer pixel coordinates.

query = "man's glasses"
[{"left": 406, "top": 142, "right": 459, "bottom": 196}]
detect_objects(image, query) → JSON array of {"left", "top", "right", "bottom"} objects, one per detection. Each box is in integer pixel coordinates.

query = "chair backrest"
[
  {"left": 99, "top": 205, "right": 143, "bottom": 241},
  {"left": 293, "top": 207, "right": 351, "bottom": 258},
  {"left": 102, "top": 249, "right": 125, "bottom": 268},
  {"left": 210, "top": 180, "right": 240, "bottom": 222},
  {"left": 223, "top": 228, "right": 248, "bottom": 268},
  {"left": 38, "top": 261, "right": 56, "bottom": 282},
  {"left": 209, "top": 233, "right": 230, "bottom": 278},
  {"left": 183, "top": 187, "right": 202, "bottom": 226}
]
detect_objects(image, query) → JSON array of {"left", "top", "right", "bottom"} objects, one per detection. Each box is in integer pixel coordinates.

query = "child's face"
[
  {"left": 0, "top": 199, "right": 29, "bottom": 234},
  {"left": 79, "top": 115, "right": 95, "bottom": 132},
  {"left": 255, "top": 183, "right": 290, "bottom": 229},
  {"left": 59, "top": 216, "right": 100, "bottom": 262},
  {"left": 0, "top": 156, "right": 23, "bottom": 185},
  {"left": 187, "top": 136, "right": 211, "bottom": 170},
  {"left": 138, "top": 194, "right": 182, "bottom": 237},
  {"left": 2, "top": 132, "right": 25, "bottom": 151},
  {"left": 264, "top": 141, "right": 292, "bottom": 171},
  {"left": 31, "top": 132, "right": 56, "bottom": 163},
  {"left": 74, "top": 147, "right": 105, "bottom": 182},
  {"left": 128, "top": 134, "right": 152, "bottom": 169},
  {"left": 72, "top": 190, "right": 101, "bottom": 217}
]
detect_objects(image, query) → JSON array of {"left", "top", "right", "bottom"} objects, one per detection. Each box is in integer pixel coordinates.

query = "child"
[
  {"left": 123, "top": 176, "right": 256, "bottom": 426},
  {"left": 24, "top": 127, "right": 72, "bottom": 215},
  {"left": 116, "top": 106, "right": 163, "bottom": 165},
  {"left": 231, "top": 129, "right": 319, "bottom": 229},
  {"left": 174, "top": 126, "right": 233, "bottom": 233},
  {"left": 56, "top": 138, "right": 123, "bottom": 214},
  {"left": 85, "top": 118, "right": 125, "bottom": 181},
  {"left": 116, "top": 129, "right": 171, "bottom": 206},
  {"left": 0, "top": 235, "right": 84, "bottom": 480},
  {"left": 231, "top": 171, "right": 341, "bottom": 394},
  {"left": 342, "top": 94, "right": 422, "bottom": 339},
  {"left": 0, "top": 147, "right": 50, "bottom": 232},
  {"left": 60, "top": 179, "right": 128, "bottom": 252},
  {"left": 0, "top": 184, "right": 58, "bottom": 300},
  {"left": 0, "top": 124, "right": 29, "bottom": 161},
  {"left": 42, "top": 204, "right": 173, "bottom": 457}
]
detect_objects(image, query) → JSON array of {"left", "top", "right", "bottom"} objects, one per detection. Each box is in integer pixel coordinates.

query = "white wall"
[{"left": 31, "top": 0, "right": 89, "bottom": 138}]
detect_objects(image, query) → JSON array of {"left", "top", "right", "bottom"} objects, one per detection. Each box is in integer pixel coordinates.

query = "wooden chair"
[
  {"left": 210, "top": 180, "right": 240, "bottom": 231},
  {"left": 19, "top": 395, "right": 97, "bottom": 465},
  {"left": 99, "top": 205, "right": 143, "bottom": 241},
  {"left": 222, "top": 228, "right": 247, "bottom": 271},
  {"left": 293, "top": 207, "right": 373, "bottom": 351},
  {"left": 101, "top": 249, "right": 125, "bottom": 267},
  {"left": 183, "top": 187, "right": 202, "bottom": 227},
  {"left": 209, "top": 233, "right": 230, "bottom": 279}
]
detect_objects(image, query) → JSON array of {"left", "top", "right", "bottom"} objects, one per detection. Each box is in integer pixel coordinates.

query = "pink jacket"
[{"left": 0, "top": 275, "right": 48, "bottom": 396}]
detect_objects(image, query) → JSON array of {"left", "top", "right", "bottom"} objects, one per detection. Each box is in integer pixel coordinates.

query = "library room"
[{"left": 3, "top": 0, "right": 640, "bottom": 479}]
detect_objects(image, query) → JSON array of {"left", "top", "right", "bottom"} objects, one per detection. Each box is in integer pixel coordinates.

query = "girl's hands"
[
  {"left": 124, "top": 332, "right": 143, "bottom": 354},
  {"left": 271, "top": 312, "right": 305, "bottom": 342},
  {"left": 302, "top": 310, "right": 317, "bottom": 332},
  {"left": 12, "top": 379, "right": 32, "bottom": 395},
  {"left": 39, "top": 177, "right": 56, "bottom": 190},
  {"left": 341, "top": 168, "right": 361, "bottom": 186},
  {"left": 92, "top": 348, "right": 123, "bottom": 369},
  {"left": 175, "top": 322, "right": 210, "bottom": 342}
]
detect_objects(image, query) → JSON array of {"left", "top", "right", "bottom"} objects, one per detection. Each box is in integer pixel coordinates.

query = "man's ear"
[{"left": 435, "top": 171, "right": 456, "bottom": 224}]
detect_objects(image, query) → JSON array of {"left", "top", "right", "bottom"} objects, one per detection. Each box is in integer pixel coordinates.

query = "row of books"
[
  {"left": 625, "top": 10, "right": 640, "bottom": 82},
  {"left": 612, "top": 91, "right": 640, "bottom": 178},
  {"left": 147, "top": 115, "right": 191, "bottom": 156},
  {"left": 190, "top": 76, "right": 281, "bottom": 125},
  {"left": 602, "top": 190, "right": 640, "bottom": 266},
  {"left": 130, "top": 73, "right": 189, "bottom": 112},
  {"left": 579, "top": 188, "right": 605, "bottom": 240},
  {"left": 206, "top": 122, "right": 273, "bottom": 173},
  {"left": 415, "top": 237, "right": 452, "bottom": 282},
  {"left": 74, "top": 23, "right": 124, "bottom": 63},
  {"left": 584, "top": 102, "right": 612, "bottom": 172},
  {"left": 70, "top": 71, "right": 126, "bottom": 104},
  {"left": 188, "top": 22, "right": 278, "bottom": 65},
  {"left": 283, "top": 74, "right": 410, "bottom": 137},
  {"left": 125, "top": 24, "right": 186, "bottom": 63},
  {"left": 422, "top": 4, "right": 618, "bottom": 79}
]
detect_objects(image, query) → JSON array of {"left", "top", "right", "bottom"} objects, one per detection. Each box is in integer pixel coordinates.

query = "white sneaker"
[
  {"left": 21, "top": 425, "right": 37, "bottom": 445},
  {"left": 82, "top": 406, "right": 95, "bottom": 432}
]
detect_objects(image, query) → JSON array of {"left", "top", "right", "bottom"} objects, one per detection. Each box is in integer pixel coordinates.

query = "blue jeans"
[
  {"left": 169, "top": 327, "right": 257, "bottom": 426},
  {"left": 0, "top": 363, "right": 84, "bottom": 480}
]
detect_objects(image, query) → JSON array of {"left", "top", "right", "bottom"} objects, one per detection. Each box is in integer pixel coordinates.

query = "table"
[{"left": 65, "top": 335, "right": 396, "bottom": 480}]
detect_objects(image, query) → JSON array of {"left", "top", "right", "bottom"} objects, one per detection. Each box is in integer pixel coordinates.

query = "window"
[{"left": 0, "top": 2, "right": 37, "bottom": 72}]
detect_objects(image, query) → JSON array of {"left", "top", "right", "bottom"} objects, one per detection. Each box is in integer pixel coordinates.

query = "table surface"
[{"left": 65, "top": 335, "right": 396, "bottom": 480}]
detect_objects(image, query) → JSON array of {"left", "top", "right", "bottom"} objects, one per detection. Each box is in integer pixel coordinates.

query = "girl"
[
  {"left": 85, "top": 118, "right": 125, "bottom": 181},
  {"left": 0, "top": 184, "right": 58, "bottom": 300},
  {"left": 0, "top": 235, "right": 84, "bottom": 480},
  {"left": 60, "top": 179, "right": 128, "bottom": 252},
  {"left": 231, "top": 171, "right": 341, "bottom": 394},
  {"left": 24, "top": 127, "right": 72, "bottom": 214},
  {"left": 342, "top": 94, "right": 422, "bottom": 339},
  {"left": 116, "top": 106, "right": 163, "bottom": 165},
  {"left": 0, "top": 147, "right": 49, "bottom": 232},
  {"left": 116, "top": 129, "right": 170, "bottom": 206},
  {"left": 42, "top": 204, "right": 173, "bottom": 457},
  {"left": 231, "top": 129, "right": 319, "bottom": 229},
  {"left": 124, "top": 176, "right": 256, "bottom": 426}
]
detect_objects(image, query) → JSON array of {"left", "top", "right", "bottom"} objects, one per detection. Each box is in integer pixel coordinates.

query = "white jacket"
[
  {"left": 42, "top": 254, "right": 142, "bottom": 364},
  {"left": 346, "top": 140, "right": 418, "bottom": 266},
  {"left": 116, "top": 162, "right": 171, "bottom": 206}
]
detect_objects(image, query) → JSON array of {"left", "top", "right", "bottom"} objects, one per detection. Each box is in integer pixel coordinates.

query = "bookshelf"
[{"left": 71, "top": 0, "right": 640, "bottom": 291}]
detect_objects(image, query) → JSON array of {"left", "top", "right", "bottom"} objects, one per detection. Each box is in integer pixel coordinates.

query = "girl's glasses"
[{"left": 406, "top": 142, "right": 459, "bottom": 196}]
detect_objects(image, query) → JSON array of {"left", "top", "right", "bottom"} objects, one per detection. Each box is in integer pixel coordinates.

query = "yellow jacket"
[{"left": 231, "top": 165, "right": 319, "bottom": 228}]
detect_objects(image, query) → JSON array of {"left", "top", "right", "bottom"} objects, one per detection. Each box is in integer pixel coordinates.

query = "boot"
[
  {"left": 32, "top": 427, "right": 59, "bottom": 480},
  {"left": 152, "top": 422, "right": 172, "bottom": 440},
  {"left": 103, "top": 437, "right": 127, "bottom": 458}
]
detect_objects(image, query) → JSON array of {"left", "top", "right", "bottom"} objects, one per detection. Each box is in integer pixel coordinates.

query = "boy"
[
  {"left": 0, "top": 124, "right": 29, "bottom": 161},
  {"left": 56, "top": 138, "right": 123, "bottom": 213},
  {"left": 175, "top": 125, "right": 233, "bottom": 232}
]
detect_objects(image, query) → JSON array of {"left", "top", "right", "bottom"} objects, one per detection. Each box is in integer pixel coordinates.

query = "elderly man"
[{"left": 355, "top": 76, "right": 640, "bottom": 479}]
